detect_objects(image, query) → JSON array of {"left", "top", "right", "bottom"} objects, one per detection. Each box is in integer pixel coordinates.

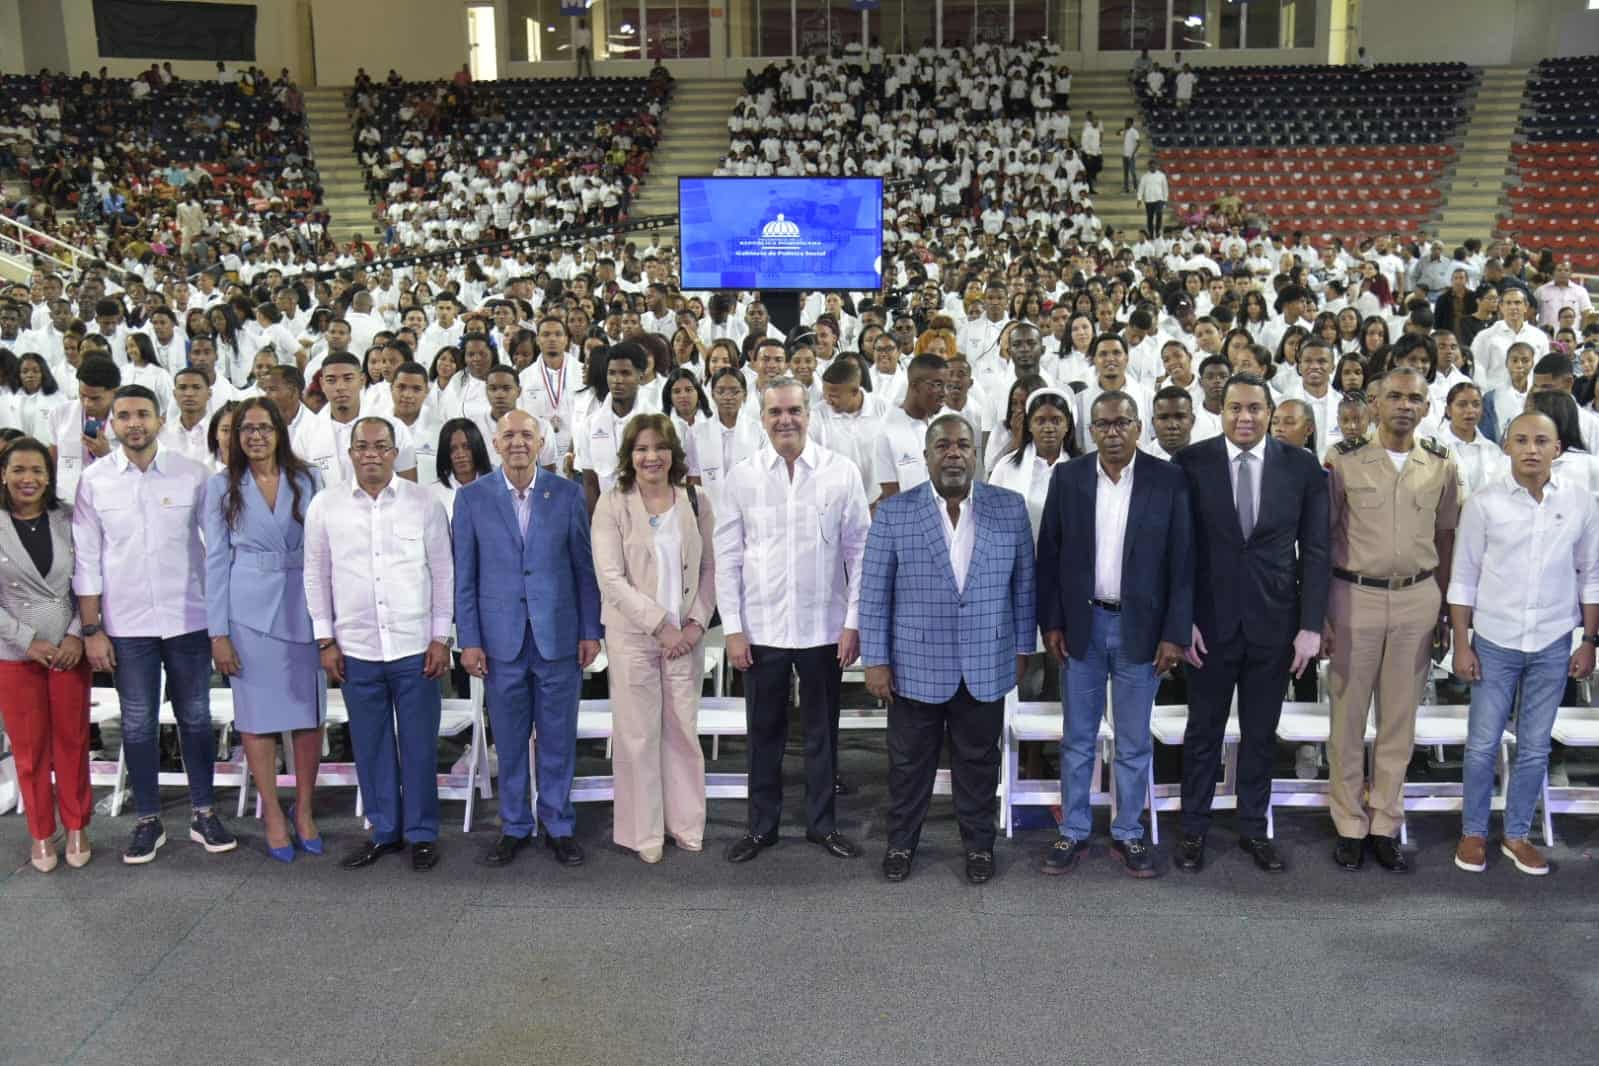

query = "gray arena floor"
[{"left": 3, "top": 743, "right": 1597, "bottom": 1066}]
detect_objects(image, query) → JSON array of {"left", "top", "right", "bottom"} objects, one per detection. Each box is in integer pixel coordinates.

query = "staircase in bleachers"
[
  {"left": 629, "top": 79, "right": 746, "bottom": 237},
  {"left": 1067, "top": 72, "right": 1146, "bottom": 240},
  {"left": 1139, "top": 63, "right": 1478, "bottom": 242},
  {"left": 1436, "top": 66, "right": 1527, "bottom": 248},
  {"left": 1496, "top": 55, "right": 1599, "bottom": 271},
  {"left": 303, "top": 86, "right": 368, "bottom": 242}
]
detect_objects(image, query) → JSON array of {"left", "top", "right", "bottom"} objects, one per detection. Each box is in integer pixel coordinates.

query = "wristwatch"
[
  {"left": 82, "top": 623, "right": 102, "bottom": 638},
  {"left": 317, "top": 638, "right": 337, "bottom": 650},
  {"left": 1584, "top": 634, "right": 1599, "bottom": 647}
]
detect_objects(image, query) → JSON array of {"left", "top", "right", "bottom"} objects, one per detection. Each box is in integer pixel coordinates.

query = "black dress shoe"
[
  {"left": 1333, "top": 835, "right": 1366, "bottom": 871},
  {"left": 965, "top": 849, "right": 995, "bottom": 884},
  {"left": 1239, "top": 836, "right": 1286, "bottom": 873},
  {"left": 544, "top": 835, "right": 585, "bottom": 866},
  {"left": 411, "top": 841, "right": 440, "bottom": 871},
  {"left": 833, "top": 774, "right": 853, "bottom": 796},
  {"left": 882, "top": 847, "right": 913, "bottom": 882},
  {"left": 805, "top": 831, "right": 861, "bottom": 859},
  {"left": 725, "top": 832, "right": 778, "bottom": 863},
  {"left": 340, "top": 839, "right": 406, "bottom": 870},
  {"left": 478, "top": 834, "right": 531, "bottom": 867},
  {"left": 1176, "top": 834, "right": 1206, "bottom": 873},
  {"left": 1367, "top": 834, "right": 1409, "bottom": 873},
  {"left": 1110, "top": 838, "right": 1159, "bottom": 878},
  {"left": 1039, "top": 836, "right": 1090, "bottom": 875}
]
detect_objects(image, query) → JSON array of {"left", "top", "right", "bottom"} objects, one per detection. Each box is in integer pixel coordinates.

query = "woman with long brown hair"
[{"left": 201, "top": 396, "right": 325, "bottom": 863}]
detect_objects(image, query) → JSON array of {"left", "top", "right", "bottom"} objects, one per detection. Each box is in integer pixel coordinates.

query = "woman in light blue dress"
[{"left": 203, "top": 396, "right": 325, "bottom": 862}]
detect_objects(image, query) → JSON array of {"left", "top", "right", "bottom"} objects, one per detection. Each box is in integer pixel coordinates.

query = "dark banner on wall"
[{"left": 93, "top": 0, "right": 257, "bottom": 61}]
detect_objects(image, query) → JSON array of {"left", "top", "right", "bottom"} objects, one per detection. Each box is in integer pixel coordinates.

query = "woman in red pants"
[{"left": 0, "top": 438, "right": 92, "bottom": 871}]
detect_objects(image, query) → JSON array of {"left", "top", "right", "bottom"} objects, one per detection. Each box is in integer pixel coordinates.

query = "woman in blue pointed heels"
[{"left": 202, "top": 397, "right": 326, "bottom": 862}]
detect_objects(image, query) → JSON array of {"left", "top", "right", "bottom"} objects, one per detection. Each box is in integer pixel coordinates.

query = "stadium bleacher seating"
[
  {"left": 1497, "top": 56, "right": 1599, "bottom": 271},
  {"left": 1139, "top": 63, "right": 1478, "bottom": 241}
]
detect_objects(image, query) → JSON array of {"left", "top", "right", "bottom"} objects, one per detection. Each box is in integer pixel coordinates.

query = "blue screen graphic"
[{"left": 678, "top": 177, "right": 884, "bottom": 291}]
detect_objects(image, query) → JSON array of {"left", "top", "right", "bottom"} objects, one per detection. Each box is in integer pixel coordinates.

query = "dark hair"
[
  {"left": 821, "top": 357, "right": 862, "bottom": 385},
  {"left": 1009, "top": 389, "right": 1081, "bottom": 468},
  {"left": 614, "top": 412, "right": 688, "bottom": 491},
  {"left": 606, "top": 341, "right": 650, "bottom": 372},
  {"left": 1385, "top": 332, "right": 1437, "bottom": 384},
  {"left": 430, "top": 345, "right": 460, "bottom": 382},
  {"left": 1333, "top": 352, "right": 1368, "bottom": 394},
  {"left": 125, "top": 331, "right": 158, "bottom": 368},
  {"left": 322, "top": 352, "right": 362, "bottom": 373},
  {"left": 1528, "top": 390, "right": 1584, "bottom": 454},
  {"left": 268, "top": 363, "right": 306, "bottom": 393},
  {"left": 0, "top": 437, "right": 60, "bottom": 512},
  {"left": 207, "top": 401, "right": 239, "bottom": 461},
  {"left": 436, "top": 417, "right": 493, "bottom": 486},
  {"left": 662, "top": 367, "right": 710, "bottom": 417},
  {"left": 222, "top": 397, "right": 313, "bottom": 529},
  {"left": 1445, "top": 381, "right": 1482, "bottom": 410},
  {"left": 1153, "top": 384, "right": 1194, "bottom": 407},
  {"left": 636, "top": 332, "right": 673, "bottom": 379},
  {"left": 1533, "top": 352, "right": 1575, "bottom": 380},
  {"left": 1221, "top": 371, "right": 1275, "bottom": 411},
  {"left": 392, "top": 360, "right": 429, "bottom": 385},
  {"left": 173, "top": 366, "right": 210, "bottom": 388},
  {"left": 112, "top": 383, "right": 160, "bottom": 411},
  {"left": 17, "top": 351, "right": 59, "bottom": 396},
  {"left": 1197, "top": 353, "right": 1232, "bottom": 379},
  {"left": 1274, "top": 325, "right": 1310, "bottom": 366},
  {"left": 709, "top": 366, "right": 748, "bottom": 397}
]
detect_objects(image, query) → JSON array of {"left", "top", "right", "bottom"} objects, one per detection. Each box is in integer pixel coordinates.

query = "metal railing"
[{"left": 0, "top": 215, "right": 129, "bottom": 281}]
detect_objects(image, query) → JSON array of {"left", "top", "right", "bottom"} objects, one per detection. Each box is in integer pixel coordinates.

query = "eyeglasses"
[
  {"left": 1090, "top": 418, "right": 1137, "bottom": 435},
  {"left": 237, "top": 424, "right": 275, "bottom": 437},
  {"left": 349, "top": 442, "right": 395, "bottom": 455}
]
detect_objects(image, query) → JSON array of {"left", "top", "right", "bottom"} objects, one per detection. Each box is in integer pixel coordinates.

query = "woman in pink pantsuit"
[{"left": 591, "top": 414, "right": 716, "bottom": 863}]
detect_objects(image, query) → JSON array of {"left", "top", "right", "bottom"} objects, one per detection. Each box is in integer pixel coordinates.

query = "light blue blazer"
[
  {"left": 204, "top": 468, "right": 322, "bottom": 644},
  {"left": 451, "top": 467, "right": 603, "bottom": 663}
]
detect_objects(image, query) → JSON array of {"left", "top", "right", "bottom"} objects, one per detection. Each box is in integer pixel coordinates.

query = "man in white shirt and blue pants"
[{"left": 1448, "top": 411, "right": 1599, "bottom": 877}]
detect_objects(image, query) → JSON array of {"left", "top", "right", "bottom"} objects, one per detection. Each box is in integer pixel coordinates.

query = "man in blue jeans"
[
  {"left": 1448, "top": 411, "right": 1599, "bottom": 876},
  {"left": 72, "top": 384, "right": 236, "bottom": 864},
  {"left": 1036, "top": 390, "right": 1194, "bottom": 878},
  {"left": 304, "top": 418, "right": 455, "bottom": 873}
]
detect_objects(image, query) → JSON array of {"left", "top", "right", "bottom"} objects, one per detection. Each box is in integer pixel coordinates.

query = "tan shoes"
[
  {"left": 1453, "top": 835, "right": 1487, "bottom": 873},
  {"left": 1500, "top": 837, "right": 1550, "bottom": 876},
  {"left": 65, "top": 829, "right": 92, "bottom": 868},
  {"left": 637, "top": 845, "right": 664, "bottom": 864},
  {"left": 30, "top": 838, "right": 58, "bottom": 873}
]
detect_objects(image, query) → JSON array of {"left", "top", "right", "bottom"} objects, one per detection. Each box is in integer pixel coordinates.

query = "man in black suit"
[
  {"left": 1172, "top": 372, "right": 1330, "bottom": 873},
  {"left": 1037, "top": 390, "right": 1194, "bottom": 878}
]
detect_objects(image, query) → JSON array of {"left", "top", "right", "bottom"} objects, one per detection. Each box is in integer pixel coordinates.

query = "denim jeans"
[
  {"left": 111, "top": 629, "right": 217, "bottom": 818},
  {"left": 1462, "top": 633, "right": 1569, "bottom": 839},
  {"left": 1061, "top": 607, "right": 1159, "bottom": 841}
]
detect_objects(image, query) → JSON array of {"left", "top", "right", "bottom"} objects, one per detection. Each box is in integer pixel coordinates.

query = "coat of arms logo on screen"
[{"left": 760, "top": 213, "right": 802, "bottom": 239}]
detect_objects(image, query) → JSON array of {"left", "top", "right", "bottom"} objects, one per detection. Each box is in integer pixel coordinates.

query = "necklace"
[
  {"left": 645, "top": 489, "right": 674, "bottom": 528},
  {"left": 11, "top": 511, "right": 46, "bottom": 533}
]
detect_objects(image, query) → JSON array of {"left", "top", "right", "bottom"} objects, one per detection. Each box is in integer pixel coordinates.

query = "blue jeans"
[
  {"left": 1061, "top": 607, "right": 1159, "bottom": 841},
  {"left": 111, "top": 630, "right": 217, "bottom": 818},
  {"left": 342, "top": 653, "right": 443, "bottom": 844},
  {"left": 1462, "top": 633, "right": 1569, "bottom": 839}
]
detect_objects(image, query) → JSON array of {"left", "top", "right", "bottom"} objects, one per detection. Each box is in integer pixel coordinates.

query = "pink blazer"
[{"left": 591, "top": 483, "right": 716, "bottom": 637}]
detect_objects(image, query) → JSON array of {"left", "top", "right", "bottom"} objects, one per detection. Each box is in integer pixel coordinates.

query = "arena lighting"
[{"left": 321, "top": 214, "right": 681, "bottom": 279}]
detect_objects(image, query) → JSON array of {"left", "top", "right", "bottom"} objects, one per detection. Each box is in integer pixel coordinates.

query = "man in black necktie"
[{"left": 1171, "top": 372, "right": 1330, "bottom": 873}]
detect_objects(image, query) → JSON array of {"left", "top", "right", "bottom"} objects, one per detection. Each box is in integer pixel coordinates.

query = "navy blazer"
[
  {"left": 1036, "top": 450, "right": 1194, "bottom": 663},
  {"left": 1172, "top": 435, "right": 1330, "bottom": 646},
  {"left": 451, "top": 468, "right": 603, "bottom": 662},
  {"left": 858, "top": 481, "right": 1036, "bottom": 705}
]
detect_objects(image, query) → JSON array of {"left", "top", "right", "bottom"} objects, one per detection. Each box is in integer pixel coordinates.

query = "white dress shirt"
[
  {"left": 1093, "top": 459, "right": 1134, "bottom": 602},
  {"left": 988, "top": 443, "right": 1069, "bottom": 542},
  {"left": 873, "top": 405, "right": 931, "bottom": 492},
  {"left": 713, "top": 441, "right": 870, "bottom": 648},
  {"left": 808, "top": 392, "right": 888, "bottom": 502},
  {"left": 302, "top": 475, "right": 454, "bottom": 662},
  {"left": 156, "top": 415, "right": 213, "bottom": 467},
  {"left": 1225, "top": 437, "right": 1265, "bottom": 525},
  {"left": 502, "top": 467, "right": 533, "bottom": 537},
  {"left": 935, "top": 492, "right": 975, "bottom": 594},
  {"left": 1470, "top": 320, "right": 1549, "bottom": 394},
  {"left": 574, "top": 399, "right": 646, "bottom": 495},
  {"left": 1435, "top": 425, "right": 1510, "bottom": 499},
  {"left": 1448, "top": 475, "right": 1599, "bottom": 652},
  {"left": 71, "top": 445, "right": 209, "bottom": 639}
]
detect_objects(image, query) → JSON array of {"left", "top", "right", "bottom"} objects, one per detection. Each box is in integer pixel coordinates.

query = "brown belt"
[{"left": 1332, "top": 567, "right": 1435, "bottom": 590}]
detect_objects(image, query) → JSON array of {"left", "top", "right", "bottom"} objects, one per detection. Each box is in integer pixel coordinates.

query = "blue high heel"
[
  {"left": 267, "top": 839, "right": 296, "bottom": 864},
  {"left": 288, "top": 804, "right": 324, "bottom": 856}
]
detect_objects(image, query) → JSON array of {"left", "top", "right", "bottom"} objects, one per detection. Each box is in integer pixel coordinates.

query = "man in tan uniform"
[{"left": 1324, "top": 362, "right": 1460, "bottom": 873}]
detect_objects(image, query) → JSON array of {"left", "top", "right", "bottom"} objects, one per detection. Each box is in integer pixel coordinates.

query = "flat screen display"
[{"left": 677, "top": 177, "right": 884, "bottom": 291}]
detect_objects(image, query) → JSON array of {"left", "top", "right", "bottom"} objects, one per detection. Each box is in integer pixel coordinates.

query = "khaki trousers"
[
  {"left": 607, "top": 627, "right": 707, "bottom": 852},
  {"left": 1326, "top": 579, "right": 1440, "bottom": 837}
]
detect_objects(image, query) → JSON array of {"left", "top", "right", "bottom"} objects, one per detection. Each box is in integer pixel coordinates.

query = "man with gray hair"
[
  {"left": 860, "top": 412, "right": 1036, "bottom": 884},
  {"left": 717, "top": 378, "right": 872, "bottom": 864}
]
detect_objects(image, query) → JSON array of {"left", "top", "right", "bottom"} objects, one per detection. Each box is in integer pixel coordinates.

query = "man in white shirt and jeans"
[
  {"left": 73, "top": 383, "right": 237, "bottom": 864},
  {"left": 716, "top": 378, "right": 871, "bottom": 864},
  {"left": 1448, "top": 410, "right": 1599, "bottom": 877},
  {"left": 304, "top": 417, "right": 455, "bottom": 873}
]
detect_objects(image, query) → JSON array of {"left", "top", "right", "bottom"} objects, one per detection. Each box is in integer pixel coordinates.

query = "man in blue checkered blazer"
[{"left": 860, "top": 413, "right": 1036, "bottom": 885}]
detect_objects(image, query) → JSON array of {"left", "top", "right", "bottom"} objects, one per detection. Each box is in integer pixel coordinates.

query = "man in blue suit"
[
  {"left": 1172, "top": 372, "right": 1330, "bottom": 874},
  {"left": 453, "top": 410, "right": 602, "bottom": 867},
  {"left": 860, "top": 413, "right": 1036, "bottom": 884},
  {"left": 1036, "top": 389, "right": 1194, "bottom": 878}
]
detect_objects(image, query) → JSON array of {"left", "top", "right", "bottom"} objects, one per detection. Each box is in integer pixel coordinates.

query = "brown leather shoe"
[
  {"left": 1453, "top": 835, "right": 1487, "bottom": 873},
  {"left": 1500, "top": 837, "right": 1549, "bottom": 876}
]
